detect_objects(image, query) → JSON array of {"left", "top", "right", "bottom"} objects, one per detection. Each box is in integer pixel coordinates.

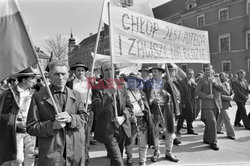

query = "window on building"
[
  {"left": 181, "top": 64, "right": 187, "bottom": 73},
  {"left": 219, "top": 8, "right": 229, "bottom": 21},
  {"left": 202, "top": 64, "right": 209, "bottom": 72},
  {"left": 219, "top": 33, "right": 230, "bottom": 52},
  {"left": 186, "top": 0, "right": 197, "bottom": 10},
  {"left": 222, "top": 60, "right": 231, "bottom": 72},
  {"left": 246, "top": 30, "right": 250, "bottom": 49},
  {"left": 197, "top": 14, "right": 205, "bottom": 27}
]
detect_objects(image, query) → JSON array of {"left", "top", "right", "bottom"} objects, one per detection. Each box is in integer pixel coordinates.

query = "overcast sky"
[{"left": 18, "top": 0, "right": 170, "bottom": 51}]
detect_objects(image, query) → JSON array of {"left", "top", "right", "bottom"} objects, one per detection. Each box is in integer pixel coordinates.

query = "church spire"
[{"left": 68, "top": 27, "right": 76, "bottom": 52}]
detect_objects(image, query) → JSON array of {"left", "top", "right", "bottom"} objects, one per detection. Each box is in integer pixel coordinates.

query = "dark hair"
[
  {"left": 48, "top": 60, "right": 69, "bottom": 72},
  {"left": 237, "top": 70, "right": 245, "bottom": 76}
]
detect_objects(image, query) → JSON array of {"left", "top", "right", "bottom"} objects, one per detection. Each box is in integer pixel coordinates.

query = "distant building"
[
  {"left": 35, "top": 47, "right": 50, "bottom": 70},
  {"left": 153, "top": 0, "right": 250, "bottom": 80},
  {"left": 68, "top": 0, "right": 135, "bottom": 70},
  {"left": 68, "top": 26, "right": 109, "bottom": 70}
]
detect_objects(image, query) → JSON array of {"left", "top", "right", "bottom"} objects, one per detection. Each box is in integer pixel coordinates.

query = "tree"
[{"left": 44, "top": 34, "right": 68, "bottom": 61}]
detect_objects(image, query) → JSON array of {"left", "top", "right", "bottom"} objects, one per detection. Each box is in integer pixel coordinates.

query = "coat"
[
  {"left": 143, "top": 78, "right": 179, "bottom": 133},
  {"left": 220, "top": 81, "right": 233, "bottom": 110},
  {"left": 91, "top": 79, "right": 133, "bottom": 144},
  {"left": 129, "top": 90, "right": 155, "bottom": 147},
  {"left": 26, "top": 86, "right": 88, "bottom": 166},
  {"left": 0, "top": 87, "right": 19, "bottom": 165},
  {"left": 180, "top": 78, "right": 197, "bottom": 121},
  {"left": 233, "top": 79, "right": 249, "bottom": 103},
  {"left": 195, "top": 76, "right": 223, "bottom": 111}
]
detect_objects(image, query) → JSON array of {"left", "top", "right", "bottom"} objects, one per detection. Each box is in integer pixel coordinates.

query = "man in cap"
[
  {"left": 144, "top": 65, "right": 179, "bottom": 163},
  {"left": 67, "top": 62, "right": 93, "bottom": 166},
  {"left": 26, "top": 60, "right": 88, "bottom": 165},
  {"left": 138, "top": 66, "right": 150, "bottom": 82},
  {"left": 0, "top": 67, "right": 37, "bottom": 166},
  {"left": 92, "top": 61, "right": 133, "bottom": 166},
  {"left": 124, "top": 73, "right": 155, "bottom": 166}
]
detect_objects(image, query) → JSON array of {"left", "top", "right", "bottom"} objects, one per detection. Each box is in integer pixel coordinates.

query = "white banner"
[{"left": 109, "top": 5, "right": 210, "bottom": 64}]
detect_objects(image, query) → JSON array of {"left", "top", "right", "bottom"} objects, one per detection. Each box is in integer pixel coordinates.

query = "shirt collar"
[
  {"left": 75, "top": 77, "right": 86, "bottom": 82},
  {"left": 17, "top": 85, "right": 30, "bottom": 93},
  {"left": 50, "top": 84, "right": 67, "bottom": 94}
]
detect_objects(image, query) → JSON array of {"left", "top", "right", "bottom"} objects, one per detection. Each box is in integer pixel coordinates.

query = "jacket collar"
[{"left": 42, "top": 85, "right": 76, "bottom": 111}]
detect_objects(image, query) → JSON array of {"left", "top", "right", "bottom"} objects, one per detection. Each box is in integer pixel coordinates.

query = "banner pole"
[
  {"left": 209, "top": 64, "right": 213, "bottom": 95},
  {"left": 84, "top": 0, "right": 106, "bottom": 111},
  {"left": 18, "top": 9, "right": 59, "bottom": 114},
  {"left": 108, "top": 2, "right": 118, "bottom": 119}
]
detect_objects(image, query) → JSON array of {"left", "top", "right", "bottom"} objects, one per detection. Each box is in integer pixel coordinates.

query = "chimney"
[{"left": 89, "top": 33, "right": 93, "bottom": 37}]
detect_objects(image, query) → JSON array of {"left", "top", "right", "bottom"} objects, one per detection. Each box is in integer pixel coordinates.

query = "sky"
[{"left": 18, "top": 0, "right": 171, "bottom": 52}]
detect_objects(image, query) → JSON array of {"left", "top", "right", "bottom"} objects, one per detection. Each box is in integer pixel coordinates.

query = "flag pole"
[
  {"left": 108, "top": 2, "right": 118, "bottom": 119},
  {"left": 18, "top": 10, "right": 59, "bottom": 114},
  {"left": 84, "top": 0, "right": 106, "bottom": 111}
]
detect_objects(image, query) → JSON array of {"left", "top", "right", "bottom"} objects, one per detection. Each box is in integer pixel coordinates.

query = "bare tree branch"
[{"left": 44, "top": 34, "right": 68, "bottom": 61}]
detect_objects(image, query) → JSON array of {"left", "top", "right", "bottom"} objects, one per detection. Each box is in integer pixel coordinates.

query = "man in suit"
[
  {"left": 92, "top": 61, "right": 133, "bottom": 166},
  {"left": 233, "top": 70, "right": 250, "bottom": 128},
  {"left": 144, "top": 65, "right": 179, "bottom": 163},
  {"left": 177, "top": 69, "right": 198, "bottom": 135},
  {"left": 67, "top": 62, "right": 93, "bottom": 166},
  {"left": 195, "top": 65, "right": 223, "bottom": 150},
  {"left": 216, "top": 72, "right": 235, "bottom": 139},
  {"left": 26, "top": 60, "right": 88, "bottom": 166}
]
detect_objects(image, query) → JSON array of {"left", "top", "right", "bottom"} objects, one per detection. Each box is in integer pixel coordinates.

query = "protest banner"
[{"left": 109, "top": 5, "right": 210, "bottom": 64}]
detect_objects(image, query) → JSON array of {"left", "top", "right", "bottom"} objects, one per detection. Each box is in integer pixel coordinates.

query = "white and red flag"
[{"left": 0, "top": 0, "right": 38, "bottom": 81}]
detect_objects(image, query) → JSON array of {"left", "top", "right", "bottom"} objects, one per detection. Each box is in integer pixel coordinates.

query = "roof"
[
  {"left": 35, "top": 47, "right": 50, "bottom": 59},
  {"left": 153, "top": 0, "right": 219, "bottom": 19},
  {"left": 153, "top": 0, "right": 186, "bottom": 19}
]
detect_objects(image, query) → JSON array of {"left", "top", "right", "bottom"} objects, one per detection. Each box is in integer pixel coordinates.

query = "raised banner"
[{"left": 109, "top": 5, "right": 210, "bottom": 64}]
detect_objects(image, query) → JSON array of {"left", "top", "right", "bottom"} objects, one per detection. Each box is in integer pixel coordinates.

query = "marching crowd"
[{"left": 0, "top": 60, "right": 250, "bottom": 166}]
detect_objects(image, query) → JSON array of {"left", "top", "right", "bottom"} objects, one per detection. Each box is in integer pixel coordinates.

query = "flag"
[{"left": 0, "top": 0, "right": 38, "bottom": 81}]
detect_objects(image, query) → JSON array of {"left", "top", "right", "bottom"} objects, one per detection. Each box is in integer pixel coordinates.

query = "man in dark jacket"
[
  {"left": 177, "top": 69, "right": 198, "bottom": 135},
  {"left": 233, "top": 70, "right": 250, "bottom": 128},
  {"left": 26, "top": 60, "right": 88, "bottom": 166},
  {"left": 144, "top": 65, "right": 179, "bottom": 163},
  {"left": 0, "top": 68, "right": 37, "bottom": 166},
  {"left": 92, "top": 61, "right": 133, "bottom": 166}
]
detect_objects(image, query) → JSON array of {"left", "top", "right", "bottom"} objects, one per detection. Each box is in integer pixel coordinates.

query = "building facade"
[
  {"left": 153, "top": 0, "right": 250, "bottom": 80},
  {"left": 67, "top": 0, "right": 134, "bottom": 70},
  {"left": 68, "top": 28, "right": 109, "bottom": 69}
]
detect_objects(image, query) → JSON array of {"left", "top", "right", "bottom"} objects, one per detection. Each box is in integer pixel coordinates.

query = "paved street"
[{"left": 89, "top": 102, "right": 250, "bottom": 166}]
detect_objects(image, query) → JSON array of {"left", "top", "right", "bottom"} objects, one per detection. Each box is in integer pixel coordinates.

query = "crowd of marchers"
[{"left": 0, "top": 60, "right": 250, "bottom": 166}]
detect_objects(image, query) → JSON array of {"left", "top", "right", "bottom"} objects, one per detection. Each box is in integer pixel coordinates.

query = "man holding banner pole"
[
  {"left": 195, "top": 65, "right": 223, "bottom": 150},
  {"left": 92, "top": 61, "right": 133, "bottom": 166},
  {"left": 144, "top": 65, "right": 179, "bottom": 162}
]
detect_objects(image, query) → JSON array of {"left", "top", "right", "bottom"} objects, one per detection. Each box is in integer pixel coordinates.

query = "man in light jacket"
[{"left": 26, "top": 60, "right": 88, "bottom": 166}]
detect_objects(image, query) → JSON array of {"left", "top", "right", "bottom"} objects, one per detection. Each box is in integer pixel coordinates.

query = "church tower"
[{"left": 68, "top": 29, "right": 76, "bottom": 53}]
